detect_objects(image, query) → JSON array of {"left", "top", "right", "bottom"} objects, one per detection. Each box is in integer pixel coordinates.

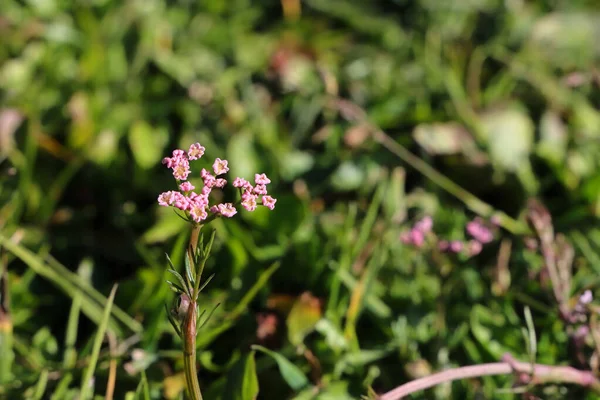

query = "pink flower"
[
  {"left": 187, "top": 142, "right": 205, "bottom": 160},
  {"left": 172, "top": 158, "right": 191, "bottom": 181},
  {"left": 467, "top": 240, "right": 483, "bottom": 257},
  {"left": 172, "top": 149, "right": 186, "bottom": 158},
  {"left": 201, "top": 186, "right": 212, "bottom": 196},
  {"left": 162, "top": 157, "right": 177, "bottom": 168},
  {"left": 217, "top": 203, "right": 237, "bottom": 217},
  {"left": 189, "top": 203, "right": 208, "bottom": 223},
  {"left": 203, "top": 174, "right": 216, "bottom": 188},
  {"left": 200, "top": 168, "right": 211, "bottom": 179},
  {"left": 410, "top": 229, "right": 425, "bottom": 247},
  {"left": 449, "top": 240, "right": 463, "bottom": 253},
  {"left": 262, "top": 195, "right": 277, "bottom": 210},
  {"left": 158, "top": 191, "right": 178, "bottom": 206},
  {"left": 255, "top": 173, "right": 271, "bottom": 185},
  {"left": 233, "top": 177, "right": 252, "bottom": 190},
  {"left": 172, "top": 192, "right": 190, "bottom": 210},
  {"left": 414, "top": 216, "right": 433, "bottom": 233},
  {"left": 400, "top": 231, "right": 412, "bottom": 245},
  {"left": 179, "top": 181, "right": 195, "bottom": 192},
  {"left": 466, "top": 219, "right": 493, "bottom": 244},
  {"left": 242, "top": 193, "right": 258, "bottom": 211},
  {"left": 253, "top": 184, "right": 268, "bottom": 195},
  {"left": 214, "top": 178, "right": 227, "bottom": 188},
  {"left": 213, "top": 158, "right": 229, "bottom": 175},
  {"left": 191, "top": 193, "right": 209, "bottom": 208}
]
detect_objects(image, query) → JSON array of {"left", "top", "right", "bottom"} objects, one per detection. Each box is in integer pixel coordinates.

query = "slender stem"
[
  {"left": 192, "top": 230, "right": 215, "bottom": 300},
  {"left": 182, "top": 224, "right": 203, "bottom": 400},
  {"left": 190, "top": 225, "right": 201, "bottom": 257},
  {"left": 378, "top": 354, "right": 600, "bottom": 400},
  {"left": 183, "top": 301, "right": 202, "bottom": 400}
]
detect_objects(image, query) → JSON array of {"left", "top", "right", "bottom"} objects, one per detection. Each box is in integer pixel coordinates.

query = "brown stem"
[
  {"left": 183, "top": 301, "right": 202, "bottom": 400},
  {"left": 378, "top": 354, "right": 600, "bottom": 400},
  {"left": 190, "top": 224, "right": 201, "bottom": 256}
]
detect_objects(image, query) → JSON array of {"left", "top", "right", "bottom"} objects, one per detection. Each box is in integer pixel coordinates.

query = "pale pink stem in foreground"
[{"left": 378, "top": 354, "right": 600, "bottom": 400}]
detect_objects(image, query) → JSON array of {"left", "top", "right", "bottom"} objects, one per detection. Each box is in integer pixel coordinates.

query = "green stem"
[
  {"left": 183, "top": 301, "right": 202, "bottom": 400},
  {"left": 372, "top": 129, "right": 529, "bottom": 235}
]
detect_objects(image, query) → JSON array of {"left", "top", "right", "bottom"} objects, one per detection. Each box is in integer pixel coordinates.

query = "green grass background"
[{"left": 1, "top": 0, "right": 600, "bottom": 398}]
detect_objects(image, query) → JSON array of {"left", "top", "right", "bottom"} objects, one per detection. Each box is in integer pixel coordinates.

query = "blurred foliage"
[{"left": 1, "top": 0, "right": 600, "bottom": 399}]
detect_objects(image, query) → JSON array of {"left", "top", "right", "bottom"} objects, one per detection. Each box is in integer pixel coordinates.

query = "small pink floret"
[
  {"left": 217, "top": 203, "right": 237, "bottom": 217},
  {"left": 466, "top": 220, "right": 493, "bottom": 244},
  {"left": 190, "top": 203, "right": 208, "bottom": 223},
  {"left": 253, "top": 184, "right": 268, "bottom": 195},
  {"left": 187, "top": 143, "right": 205, "bottom": 160},
  {"left": 261, "top": 195, "right": 277, "bottom": 210},
  {"left": 242, "top": 193, "right": 258, "bottom": 211},
  {"left": 467, "top": 240, "right": 483, "bottom": 256},
  {"left": 213, "top": 158, "right": 229, "bottom": 175},
  {"left": 158, "top": 191, "right": 177, "bottom": 206},
  {"left": 214, "top": 178, "right": 227, "bottom": 188},
  {"left": 255, "top": 173, "right": 271, "bottom": 185},
  {"left": 179, "top": 181, "right": 195, "bottom": 192},
  {"left": 449, "top": 240, "right": 463, "bottom": 253},
  {"left": 414, "top": 216, "right": 433, "bottom": 233}
]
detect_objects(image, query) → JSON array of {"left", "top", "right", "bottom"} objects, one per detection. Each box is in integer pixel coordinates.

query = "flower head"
[
  {"left": 261, "top": 195, "right": 277, "bottom": 210},
  {"left": 466, "top": 219, "right": 494, "bottom": 244},
  {"left": 187, "top": 142, "right": 205, "bottom": 160},
  {"left": 213, "top": 158, "right": 229, "bottom": 175},
  {"left": 179, "top": 181, "right": 195, "bottom": 192},
  {"left": 217, "top": 203, "right": 237, "bottom": 217},
  {"left": 255, "top": 173, "right": 271, "bottom": 185},
  {"left": 159, "top": 144, "right": 276, "bottom": 224}
]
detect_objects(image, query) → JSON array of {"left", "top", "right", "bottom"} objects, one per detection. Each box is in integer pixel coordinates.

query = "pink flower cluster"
[
  {"left": 400, "top": 216, "right": 496, "bottom": 258},
  {"left": 400, "top": 216, "right": 432, "bottom": 247},
  {"left": 158, "top": 143, "right": 276, "bottom": 223}
]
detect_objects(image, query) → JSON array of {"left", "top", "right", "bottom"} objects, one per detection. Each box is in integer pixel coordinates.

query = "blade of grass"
[
  {"left": 344, "top": 243, "right": 387, "bottom": 348},
  {"left": 0, "top": 248, "right": 13, "bottom": 384},
  {"left": 326, "top": 203, "right": 357, "bottom": 321},
  {"left": 0, "top": 234, "right": 141, "bottom": 334},
  {"left": 79, "top": 284, "right": 118, "bottom": 400},
  {"left": 134, "top": 370, "right": 151, "bottom": 400},
  {"left": 352, "top": 179, "right": 386, "bottom": 260},
  {"left": 330, "top": 262, "right": 390, "bottom": 318},
  {"left": 32, "top": 369, "right": 49, "bottom": 400},
  {"left": 196, "top": 262, "right": 280, "bottom": 348}
]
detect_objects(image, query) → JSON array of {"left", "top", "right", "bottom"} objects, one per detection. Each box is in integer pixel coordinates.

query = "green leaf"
[
  {"left": 128, "top": 120, "right": 168, "bottom": 169},
  {"left": 251, "top": 345, "right": 310, "bottom": 391},
  {"left": 166, "top": 268, "right": 189, "bottom": 295},
  {"left": 330, "top": 161, "right": 365, "bottom": 191},
  {"left": 79, "top": 285, "right": 118, "bottom": 400},
  {"left": 133, "top": 370, "right": 151, "bottom": 400},
  {"left": 222, "top": 351, "right": 259, "bottom": 400},
  {"left": 537, "top": 110, "right": 567, "bottom": 165},
  {"left": 480, "top": 106, "right": 534, "bottom": 173},
  {"left": 287, "top": 293, "right": 322, "bottom": 347}
]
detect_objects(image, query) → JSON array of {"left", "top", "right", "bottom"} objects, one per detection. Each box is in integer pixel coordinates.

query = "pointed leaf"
[
  {"left": 79, "top": 285, "right": 118, "bottom": 400},
  {"left": 199, "top": 303, "right": 221, "bottom": 330},
  {"left": 166, "top": 280, "right": 185, "bottom": 294},
  {"left": 222, "top": 351, "right": 259, "bottom": 400},
  {"left": 198, "top": 273, "right": 215, "bottom": 293},
  {"left": 167, "top": 269, "right": 189, "bottom": 296},
  {"left": 184, "top": 252, "right": 195, "bottom": 286},
  {"left": 252, "top": 345, "right": 309, "bottom": 391},
  {"left": 165, "top": 304, "right": 182, "bottom": 337}
]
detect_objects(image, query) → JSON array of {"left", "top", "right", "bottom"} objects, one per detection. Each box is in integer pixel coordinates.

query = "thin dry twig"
[
  {"left": 105, "top": 332, "right": 117, "bottom": 400},
  {"left": 377, "top": 353, "right": 600, "bottom": 400}
]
